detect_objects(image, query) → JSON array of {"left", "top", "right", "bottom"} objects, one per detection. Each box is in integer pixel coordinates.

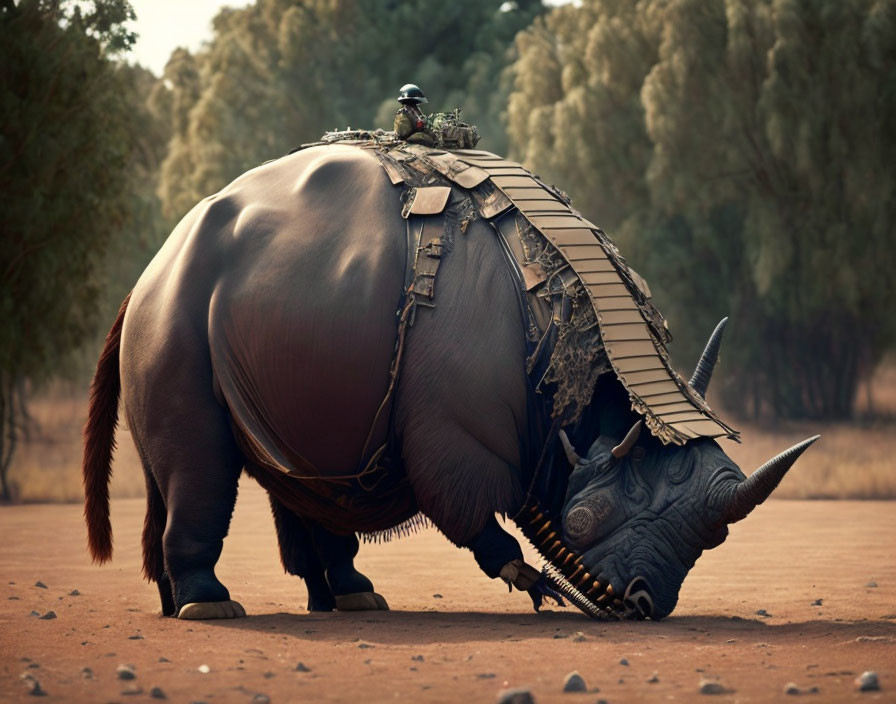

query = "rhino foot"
[
  {"left": 177, "top": 600, "right": 247, "bottom": 619},
  {"left": 334, "top": 592, "right": 389, "bottom": 611}
]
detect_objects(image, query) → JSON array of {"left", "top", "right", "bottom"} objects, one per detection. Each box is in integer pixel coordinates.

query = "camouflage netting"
[{"left": 514, "top": 213, "right": 610, "bottom": 421}]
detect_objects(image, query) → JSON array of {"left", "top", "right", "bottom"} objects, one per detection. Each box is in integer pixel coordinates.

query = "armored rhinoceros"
[{"left": 82, "top": 139, "right": 816, "bottom": 620}]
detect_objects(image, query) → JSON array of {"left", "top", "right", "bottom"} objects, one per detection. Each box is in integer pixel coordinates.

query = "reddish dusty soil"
[{"left": 1, "top": 480, "right": 894, "bottom": 703}]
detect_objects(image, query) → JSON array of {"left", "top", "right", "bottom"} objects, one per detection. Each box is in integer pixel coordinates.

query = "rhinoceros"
[{"left": 82, "top": 141, "right": 817, "bottom": 620}]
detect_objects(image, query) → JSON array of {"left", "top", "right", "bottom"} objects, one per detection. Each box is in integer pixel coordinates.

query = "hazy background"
[{"left": 2, "top": 0, "right": 894, "bottom": 503}]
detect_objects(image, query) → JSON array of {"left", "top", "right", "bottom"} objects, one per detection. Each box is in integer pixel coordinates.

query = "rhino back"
[{"left": 126, "top": 146, "right": 406, "bottom": 480}]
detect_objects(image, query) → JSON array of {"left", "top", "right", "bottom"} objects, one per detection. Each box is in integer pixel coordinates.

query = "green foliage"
[
  {"left": 155, "top": 0, "right": 545, "bottom": 219},
  {"left": 507, "top": 0, "right": 896, "bottom": 419},
  {"left": 0, "top": 0, "right": 148, "bottom": 498}
]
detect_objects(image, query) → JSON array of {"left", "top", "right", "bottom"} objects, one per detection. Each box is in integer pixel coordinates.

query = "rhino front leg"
[
  {"left": 468, "top": 516, "right": 565, "bottom": 612},
  {"left": 311, "top": 524, "right": 388, "bottom": 611}
]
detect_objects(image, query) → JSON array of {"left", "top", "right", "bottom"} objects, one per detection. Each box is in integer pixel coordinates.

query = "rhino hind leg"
[
  {"left": 130, "top": 381, "right": 245, "bottom": 619},
  {"left": 311, "top": 524, "right": 389, "bottom": 611},
  {"left": 268, "top": 496, "right": 336, "bottom": 611}
]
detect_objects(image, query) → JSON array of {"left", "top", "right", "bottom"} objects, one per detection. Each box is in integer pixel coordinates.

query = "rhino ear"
[
  {"left": 558, "top": 429, "right": 582, "bottom": 467},
  {"left": 611, "top": 421, "right": 642, "bottom": 459}
]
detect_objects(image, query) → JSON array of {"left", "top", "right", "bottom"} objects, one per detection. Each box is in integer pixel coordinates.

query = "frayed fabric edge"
[{"left": 358, "top": 512, "right": 432, "bottom": 544}]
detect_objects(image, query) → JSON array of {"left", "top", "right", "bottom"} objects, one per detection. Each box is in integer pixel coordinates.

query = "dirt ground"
[{"left": 1, "top": 480, "right": 893, "bottom": 703}]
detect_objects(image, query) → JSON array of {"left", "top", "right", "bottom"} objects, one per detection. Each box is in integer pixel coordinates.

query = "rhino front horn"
[
  {"left": 689, "top": 317, "right": 728, "bottom": 398},
  {"left": 725, "top": 435, "right": 820, "bottom": 523}
]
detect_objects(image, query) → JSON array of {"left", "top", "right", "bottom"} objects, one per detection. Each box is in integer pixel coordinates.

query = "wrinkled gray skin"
[{"left": 562, "top": 435, "right": 745, "bottom": 619}]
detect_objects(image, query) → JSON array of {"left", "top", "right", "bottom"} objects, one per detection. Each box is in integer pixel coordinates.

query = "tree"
[
  {"left": 507, "top": 0, "right": 896, "bottom": 419},
  {"left": 156, "top": 0, "right": 545, "bottom": 220},
  {"left": 0, "top": 0, "right": 139, "bottom": 500}
]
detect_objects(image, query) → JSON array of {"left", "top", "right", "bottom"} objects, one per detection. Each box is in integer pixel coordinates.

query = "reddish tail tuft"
[{"left": 82, "top": 292, "right": 131, "bottom": 563}]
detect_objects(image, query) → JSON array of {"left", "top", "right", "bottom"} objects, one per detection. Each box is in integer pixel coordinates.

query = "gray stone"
[
  {"left": 116, "top": 664, "right": 137, "bottom": 680},
  {"left": 619, "top": 658, "right": 629, "bottom": 666},
  {"left": 294, "top": 662, "right": 311, "bottom": 672},
  {"left": 563, "top": 671, "right": 587, "bottom": 693},
  {"left": 811, "top": 598, "right": 822, "bottom": 606},
  {"left": 699, "top": 679, "right": 726, "bottom": 695},
  {"left": 756, "top": 609, "right": 771, "bottom": 617},
  {"left": 128, "top": 634, "right": 144, "bottom": 640},
  {"left": 433, "top": 594, "right": 443, "bottom": 598},
  {"left": 866, "top": 581, "right": 878, "bottom": 588},
  {"left": 411, "top": 655, "right": 424, "bottom": 662},
  {"left": 253, "top": 695, "right": 271, "bottom": 704},
  {"left": 81, "top": 667, "right": 93, "bottom": 679},
  {"left": 69, "top": 589, "right": 80, "bottom": 596},
  {"left": 496, "top": 687, "right": 536, "bottom": 704},
  {"left": 855, "top": 671, "right": 880, "bottom": 692},
  {"left": 34, "top": 581, "right": 47, "bottom": 589},
  {"left": 647, "top": 672, "right": 660, "bottom": 683},
  {"left": 149, "top": 687, "right": 166, "bottom": 699},
  {"left": 20, "top": 674, "right": 46, "bottom": 697},
  {"left": 38, "top": 611, "right": 56, "bottom": 620}
]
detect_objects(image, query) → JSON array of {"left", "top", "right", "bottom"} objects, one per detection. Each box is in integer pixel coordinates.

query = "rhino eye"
[{"left": 564, "top": 494, "right": 611, "bottom": 546}]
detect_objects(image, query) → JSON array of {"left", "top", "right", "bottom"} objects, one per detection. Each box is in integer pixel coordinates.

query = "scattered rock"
[
  {"left": 294, "top": 662, "right": 311, "bottom": 672},
  {"left": 811, "top": 599, "right": 822, "bottom": 606},
  {"left": 552, "top": 633, "right": 567, "bottom": 639},
  {"left": 572, "top": 632, "right": 587, "bottom": 643},
  {"left": 433, "top": 594, "right": 443, "bottom": 599},
  {"left": 358, "top": 643, "right": 374, "bottom": 649},
  {"left": 756, "top": 609, "right": 771, "bottom": 618},
  {"left": 27, "top": 662, "right": 39, "bottom": 669},
  {"left": 855, "top": 671, "right": 880, "bottom": 692},
  {"left": 855, "top": 636, "right": 891, "bottom": 643},
  {"left": 30, "top": 610, "right": 40, "bottom": 617},
  {"left": 20, "top": 673, "right": 46, "bottom": 697},
  {"left": 8, "top": 596, "right": 20, "bottom": 600},
  {"left": 128, "top": 634, "right": 144, "bottom": 640},
  {"left": 38, "top": 611, "right": 56, "bottom": 620},
  {"left": 726, "top": 639, "right": 736, "bottom": 644},
  {"left": 647, "top": 672, "right": 660, "bottom": 683},
  {"left": 865, "top": 581, "right": 878, "bottom": 588},
  {"left": 69, "top": 589, "right": 80, "bottom": 596},
  {"left": 150, "top": 686, "right": 166, "bottom": 699},
  {"left": 699, "top": 679, "right": 727, "bottom": 695},
  {"left": 253, "top": 695, "right": 270, "bottom": 704},
  {"left": 562, "top": 671, "right": 587, "bottom": 693},
  {"left": 158, "top": 657, "right": 171, "bottom": 663},
  {"left": 477, "top": 673, "right": 496, "bottom": 679},
  {"left": 34, "top": 581, "right": 47, "bottom": 589},
  {"left": 496, "top": 687, "right": 535, "bottom": 704},
  {"left": 116, "top": 664, "right": 137, "bottom": 680},
  {"left": 121, "top": 684, "right": 143, "bottom": 696},
  {"left": 411, "top": 655, "right": 424, "bottom": 662},
  {"left": 784, "top": 682, "right": 819, "bottom": 695},
  {"left": 197, "top": 664, "right": 210, "bottom": 674},
  {"left": 81, "top": 667, "right": 93, "bottom": 679},
  {"left": 263, "top": 671, "right": 275, "bottom": 679},
  {"left": 619, "top": 658, "right": 629, "bottom": 666}
]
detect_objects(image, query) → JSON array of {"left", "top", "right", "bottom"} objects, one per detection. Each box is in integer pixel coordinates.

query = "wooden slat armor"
[{"left": 450, "top": 149, "right": 738, "bottom": 444}]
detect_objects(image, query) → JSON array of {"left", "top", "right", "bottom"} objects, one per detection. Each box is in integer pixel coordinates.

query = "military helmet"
[{"left": 398, "top": 83, "right": 428, "bottom": 105}]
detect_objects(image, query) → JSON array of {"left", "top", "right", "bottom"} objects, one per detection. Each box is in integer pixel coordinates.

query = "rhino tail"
[{"left": 82, "top": 291, "right": 131, "bottom": 564}]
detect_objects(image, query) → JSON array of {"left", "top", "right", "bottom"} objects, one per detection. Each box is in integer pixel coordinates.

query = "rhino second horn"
[
  {"left": 559, "top": 430, "right": 582, "bottom": 467},
  {"left": 725, "top": 435, "right": 820, "bottom": 523},
  {"left": 611, "top": 421, "right": 643, "bottom": 459},
  {"left": 689, "top": 317, "right": 728, "bottom": 398}
]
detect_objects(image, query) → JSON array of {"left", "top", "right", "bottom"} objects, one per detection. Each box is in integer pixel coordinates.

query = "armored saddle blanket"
[{"left": 362, "top": 138, "right": 737, "bottom": 445}]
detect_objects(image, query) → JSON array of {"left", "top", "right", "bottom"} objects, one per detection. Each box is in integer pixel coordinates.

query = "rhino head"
[{"left": 550, "top": 320, "right": 818, "bottom": 619}]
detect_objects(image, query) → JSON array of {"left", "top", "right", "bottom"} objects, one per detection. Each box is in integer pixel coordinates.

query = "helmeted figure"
[{"left": 393, "top": 83, "right": 435, "bottom": 146}]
